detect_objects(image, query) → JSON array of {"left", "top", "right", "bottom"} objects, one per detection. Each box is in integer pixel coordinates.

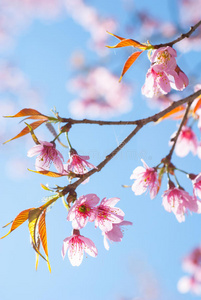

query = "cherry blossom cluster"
[
  {"left": 130, "top": 159, "right": 201, "bottom": 223},
  {"left": 142, "top": 46, "right": 189, "bottom": 98},
  {"left": 62, "top": 194, "right": 131, "bottom": 266},
  {"left": 178, "top": 246, "right": 201, "bottom": 294},
  {"left": 27, "top": 137, "right": 132, "bottom": 266}
]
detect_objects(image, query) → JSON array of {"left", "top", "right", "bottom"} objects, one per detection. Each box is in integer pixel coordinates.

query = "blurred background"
[{"left": 0, "top": 0, "right": 201, "bottom": 299}]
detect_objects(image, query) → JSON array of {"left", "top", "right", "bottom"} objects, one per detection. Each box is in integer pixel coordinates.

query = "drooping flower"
[
  {"left": 68, "top": 148, "right": 97, "bottom": 174},
  {"left": 94, "top": 197, "right": 125, "bottom": 232},
  {"left": 102, "top": 220, "right": 132, "bottom": 250},
  {"left": 61, "top": 229, "right": 98, "bottom": 266},
  {"left": 170, "top": 126, "right": 197, "bottom": 157},
  {"left": 162, "top": 184, "right": 201, "bottom": 222},
  {"left": 142, "top": 46, "right": 189, "bottom": 98},
  {"left": 130, "top": 159, "right": 159, "bottom": 199},
  {"left": 67, "top": 194, "right": 100, "bottom": 229},
  {"left": 27, "top": 140, "right": 64, "bottom": 173}
]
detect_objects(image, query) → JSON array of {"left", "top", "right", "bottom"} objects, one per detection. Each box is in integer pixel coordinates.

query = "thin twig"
[
  {"left": 153, "top": 19, "right": 201, "bottom": 48},
  {"left": 60, "top": 89, "right": 201, "bottom": 197}
]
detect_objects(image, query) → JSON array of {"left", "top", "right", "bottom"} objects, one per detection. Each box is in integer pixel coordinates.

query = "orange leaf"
[
  {"left": 28, "top": 169, "right": 65, "bottom": 177},
  {"left": 107, "top": 35, "right": 147, "bottom": 50},
  {"left": 119, "top": 51, "right": 143, "bottom": 81},
  {"left": 4, "top": 108, "right": 45, "bottom": 118},
  {"left": 3, "top": 120, "right": 46, "bottom": 144},
  {"left": 1, "top": 208, "right": 34, "bottom": 239},
  {"left": 193, "top": 96, "right": 201, "bottom": 114},
  {"left": 106, "top": 31, "right": 126, "bottom": 41},
  {"left": 38, "top": 209, "right": 48, "bottom": 257},
  {"left": 158, "top": 105, "right": 185, "bottom": 121}
]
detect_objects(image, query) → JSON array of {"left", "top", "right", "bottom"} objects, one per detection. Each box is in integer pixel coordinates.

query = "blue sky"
[{"left": 0, "top": 1, "right": 201, "bottom": 300}]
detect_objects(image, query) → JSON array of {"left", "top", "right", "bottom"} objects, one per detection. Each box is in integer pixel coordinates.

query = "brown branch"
[
  {"left": 60, "top": 89, "right": 201, "bottom": 197},
  {"left": 153, "top": 19, "right": 201, "bottom": 48},
  {"left": 59, "top": 89, "right": 201, "bottom": 126},
  {"left": 166, "top": 99, "right": 193, "bottom": 161}
]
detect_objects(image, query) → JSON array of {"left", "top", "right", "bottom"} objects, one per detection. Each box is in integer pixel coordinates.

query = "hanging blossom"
[
  {"left": 190, "top": 173, "right": 201, "bottom": 199},
  {"left": 142, "top": 46, "right": 189, "bottom": 98},
  {"left": 67, "top": 194, "right": 100, "bottom": 229},
  {"left": 102, "top": 220, "right": 132, "bottom": 250},
  {"left": 162, "top": 182, "right": 201, "bottom": 222},
  {"left": 94, "top": 197, "right": 125, "bottom": 232},
  {"left": 170, "top": 126, "right": 197, "bottom": 157},
  {"left": 67, "top": 148, "right": 97, "bottom": 174},
  {"left": 27, "top": 140, "right": 64, "bottom": 173},
  {"left": 178, "top": 246, "right": 201, "bottom": 295},
  {"left": 62, "top": 229, "right": 98, "bottom": 266},
  {"left": 130, "top": 159, "right": 159, "bottom": 199}
]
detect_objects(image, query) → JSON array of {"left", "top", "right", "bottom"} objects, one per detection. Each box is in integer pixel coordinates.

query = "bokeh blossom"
[
  {"left": 170, "top": 126, "right": 197, "bottom": 157},
  {"left": 130, "top": 159, "right": 159, "bottom": 199},
  {"left": 27, "top": 141, "right": 64, "bottom": 173},
  {"left": 62, "top": 229, "right": 98, "bottom": 266}
]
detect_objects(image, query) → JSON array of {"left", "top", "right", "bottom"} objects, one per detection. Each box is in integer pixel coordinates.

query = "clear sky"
[{"left": 0, "top": 1, "right": 201, "bottom": 300}]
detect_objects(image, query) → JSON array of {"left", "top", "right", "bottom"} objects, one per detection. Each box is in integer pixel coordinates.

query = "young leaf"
[
  {"left": 119, "top": 51, "right": 143, "bottom": 82},
  {"left": 193, "top": 96, "right": 201, "bottom": 114},
  {"left": 1, "top": 208, "right": 34, "bottom": 239},
  {"left": 28, "top": 169, "right": 65, "bottom": 177},
  {"left": 158, "top": 105, "right": 185, "bottom": 122},
  {"left": 3, "top": 120, "right": 46, "bottom": 144},
  {"left": 4, "top": 108, "right": 46, "bottom": 118}
]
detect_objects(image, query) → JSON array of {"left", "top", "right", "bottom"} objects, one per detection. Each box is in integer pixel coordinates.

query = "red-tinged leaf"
[
  {"left": 106, "top": 38, "right": 147, "bottom": 50},
  {"left": 106, "top": 31, "right": 125, "bottom": 41},
  {"left": 3, "top": 120, "right": 46, "bottom": 144},
  {"left": 193, "top": 96, "right": 201, "bottom": 114},
  {"left": 1, "top": 208, "right": 34, "bottom": 239},
  {"left": 28, "top": 169, "right": 65, "bottom": 177},
  {"left": 20, "top": 115, "right": 49, "bottom": 121},
  {"left": 119, "top": 51, "right": 143, "bottom": 81},
  {"left": 38, "top": 209, "right": 48, "bottom": 257},
  {"left": 158, "top": 105, "right": 185, "bottom": 121},
  {"left": 4, "top": 108, "right": 45, "bottom": 118}
]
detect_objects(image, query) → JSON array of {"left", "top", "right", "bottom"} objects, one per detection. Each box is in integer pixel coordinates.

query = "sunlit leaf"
[
  {"left": 40, "top": 183, "right": 53, "bottom": 191},
  {"left": 1, "top": 208, "right": 33, "bottom": 239},
  {"left": 25, "top": 122, "right": 39, "bottom": 144},
  {"left": 119, "top": 51, "right": 143, "bottom": 82},
  {"left": 28, "top": 169, "right": 65, "bottom": 177},
  {"left": 38, "top": 210, "right": 48, "bottom": 257},
  {"left": 3, "top": 120, "right": 46, "bottom": 144},
  {"left": 158, "top": 105, "right": 185, "bottom": 121},
  {"left": 106, "top": 32, "right": 148, "bottom": 50},
  {"left": 193, "top": 96, "right": 201, "bottom": 114},
  {"left": 4, "top": 108, "right": 45, "bottom": 118}
]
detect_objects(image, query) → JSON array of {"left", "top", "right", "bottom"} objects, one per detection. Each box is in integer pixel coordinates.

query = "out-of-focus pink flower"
[
  {"left": 130, "top": 159, "right": 159, "bottom": 199},
  {"left": 142, "top": 46, "right": 189, "bottom": 98},
  {"left": 178, "top": 276, "right": 201, "bottom": 295},
  {"left": 27, "top": 141, "right": 64, "bottom": 173},
  {"left": 64, "top": 0, "right": 117, "bottom": 55},
  {"left": 67, "top": 194, "right": 100, "bottom": 229},
  {"left": 170, "top": 126, "right": 197, "bottom": 157},
  {"left": 62, "top": 229, "right": 98, "bottom": 266},
  {"left": 94, "top": 197, "right": 124, "bottom": 232},
  {"left": 178, "top": 246, "right": 201, "bottom": 295},
  {"left": 162, "top": 186, "right": 201, "bottom": 222},
  {"left": 103, "top": 220, "right": 132, "bottom": 250},
  {"left": 68, "top": 148, "right": 97, "bottom": 174},
  {"left": 68, "top": 67, "right": 132, "bottom": 118},
  {"left": 191, "top": 173, "right": 201, "bottom": 199}
]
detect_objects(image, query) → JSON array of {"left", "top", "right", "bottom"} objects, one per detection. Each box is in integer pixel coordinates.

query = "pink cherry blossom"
[
  {"left": 68, "top": 148, "right": 97, "bottom": 174},
  {"left": 130, "top": 159, "right": 159, "bottom": 199},
  {"left": 150, "top": 46, "right": 177, "bottom": 70},
  {"left": 94, "top": 197, "right": 125, "bottom": 232},
  {"left": 27, "top": 140, "right": 64, "bottom": 173},
  {"left": 170, "top": 126, "right": 197, "bottom": 157},
  {"left": 162, "top": 186, "right": 201, "bottom": 222},
  {"left": 178, "top": 276, "right": 201, "bottom": 295},
  {"left": 67, "top": 194, "right": 100, "bottom": 229},
  {"left": 103, "top": 220, "right": 132, "bottom": 250},
  {"left": 62, "top": 229, "right": 98, "bottom": 266}
]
